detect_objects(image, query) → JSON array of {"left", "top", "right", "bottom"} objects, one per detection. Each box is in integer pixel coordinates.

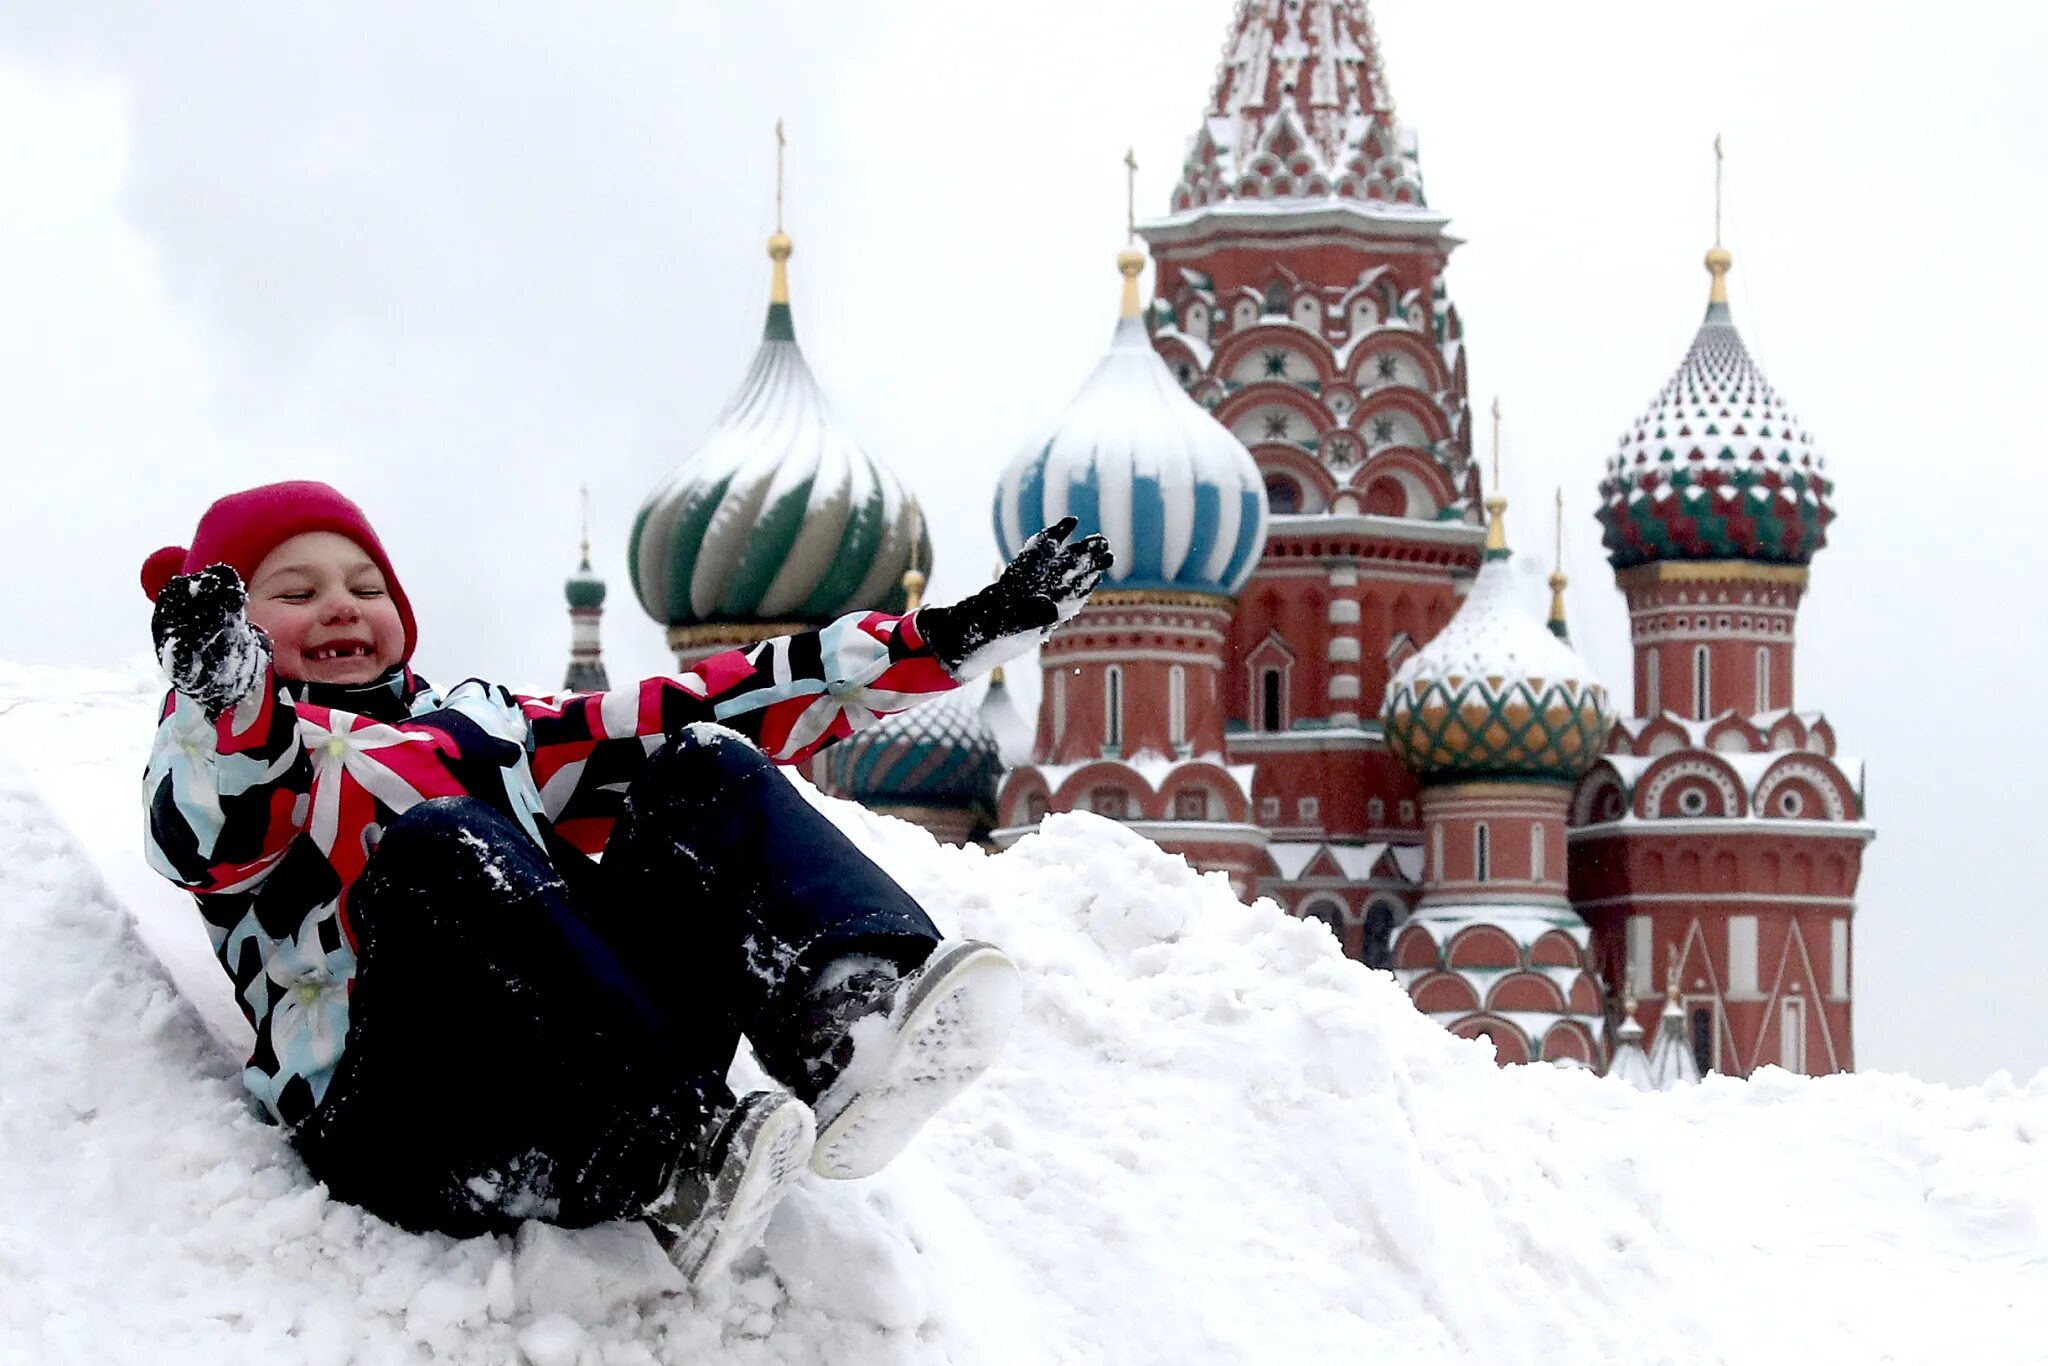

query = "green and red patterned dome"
[
  {"left": 1597, "top": 251, "right": 1833, "bottom": 571},
  {"left": 1382, "top": 516, "right": 1614, "bottom": 786},
  {"left": 630, "top": 234, "right": 930, "bottom": 630}
]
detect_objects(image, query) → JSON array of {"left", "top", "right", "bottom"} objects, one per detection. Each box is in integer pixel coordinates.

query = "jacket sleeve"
[
  {"left": 142, "top": 664, "right": 309, "bottom": 895},
  {"left": 520, "top": 608, "right": 955, "bottom": 829}
]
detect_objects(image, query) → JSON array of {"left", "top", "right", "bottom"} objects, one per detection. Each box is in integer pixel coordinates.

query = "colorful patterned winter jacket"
[{"left": 142, "top": 609, "right": 955, "bottom": 1127}]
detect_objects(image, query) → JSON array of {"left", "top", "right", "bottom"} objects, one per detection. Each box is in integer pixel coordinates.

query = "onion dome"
[
  {"left": 1598, "top": 247, "right": 1833, "bottom": 570},
  {"left": 566, "top": 551, "right": 606, "bottom": 611},
  {"left": 1382, "top": 505, "right": 1614, "bottom": 785},
  {"left": 993, "top": 251, "right": 1268, "bottom": 597},
  {"left": 821, "top": 687, "right": 1003, "bottom": 823},
  {"left": 979, "top": 664, "right": 1034, "bottom": 768},
  {"left": 630, "top": 232, "right": 929, "bottom": 630}
]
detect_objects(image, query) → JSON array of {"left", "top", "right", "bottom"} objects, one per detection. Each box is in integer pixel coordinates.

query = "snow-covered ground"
[{"left": 2, "top": 661, "right": 2044, "bottom": 1365}]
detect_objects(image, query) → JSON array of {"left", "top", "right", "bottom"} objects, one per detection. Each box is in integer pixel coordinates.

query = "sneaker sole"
[
  {"left": 675, "top": 1094, "right": 816, "bottom": 1285},
  {"left": 809, "top": 941, "right": 1023, "bottom": 1180}
]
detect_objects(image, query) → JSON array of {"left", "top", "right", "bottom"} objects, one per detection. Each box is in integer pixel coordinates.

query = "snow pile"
[{"left": 2, "top": 662, "right": 2046, "bottom": 1365}]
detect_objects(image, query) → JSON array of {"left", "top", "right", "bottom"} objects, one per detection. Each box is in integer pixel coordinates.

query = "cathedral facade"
[
  {"left": 607, "top": 0, "right": 1872, "bottom": 1081},
  {"left": 987, "top": 0, "right": 1872, "bottom": 1078}
]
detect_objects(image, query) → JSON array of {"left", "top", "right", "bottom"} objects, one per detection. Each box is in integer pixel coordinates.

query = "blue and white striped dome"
[{"left": 993, "top": 311, "right": 1268, "bottom": 597}]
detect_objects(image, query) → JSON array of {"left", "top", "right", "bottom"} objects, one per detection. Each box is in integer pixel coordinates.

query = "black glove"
[
  {"left": 152, "top": 564, "right": 271, "bottom": 718},
  {"left": 920, "top": 517, "right": 1113, "bottom": 677}
]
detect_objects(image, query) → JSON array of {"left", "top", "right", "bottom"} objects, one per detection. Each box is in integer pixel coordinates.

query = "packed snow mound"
[{"left": 3, "top": 662, "right": 2047, "bottom": 1365}]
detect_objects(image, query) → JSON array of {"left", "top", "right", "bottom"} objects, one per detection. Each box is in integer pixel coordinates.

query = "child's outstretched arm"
[
  {"left": 142, "top": 565, "right": 303, "bottom": 895},
  {"left": 519, "top": 520, "right": 1109, "bottom": 843}
]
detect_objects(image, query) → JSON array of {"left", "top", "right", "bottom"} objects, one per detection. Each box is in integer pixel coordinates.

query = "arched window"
[
  {"left": 1263, "top": 281, "right": 1290, "bottom": 316},
  {"left": 1360, "top": 901, "right": 1398, "bottom": 971},
  {"left": 1265, "top": 476, "right": 1302, "bottom": 514},
  {"left": 1052, "top": 668, "right": 1067, "bottom": 746},
  {"left": 1474, "top": 822, "right": 1491, "bottom": 882},
  {"left": 1104, "top": 666, "right": 1124, "bottom": 751},
  {"left": 1300, "top": 899, "right": 1345, "bottom": 947},
  {"left": 1169, "top": 665, "right": 1187, "bottom": 749},
  {"left": 1755, "top": 646, "right": 1771, "bottom": 714},
  {"left": 1530, "top": 822, "right": 1545, "bottom": 882},
  {"left": 1645, "top": 648, "right": 1661, "bottom": 717},
  {"left": 1260, "top": 668, "right": 1283, "bottom": 732},
  {"left": 1431, "top": 822, "right": 1444, "bottom": 879},
  {"left": 1780, "top": 998, "right": 1807, "bottom": 1074},
  {"left": 1693, "top": 646, "right": 1711, "bottom": 720}
]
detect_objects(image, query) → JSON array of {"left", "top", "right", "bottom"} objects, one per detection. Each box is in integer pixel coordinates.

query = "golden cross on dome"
[
  {"left": 1713, "top": 132, "right": 1724, "bottom": 248},
  {"left": 1489, "top": 396, "right": 1502, "bottom": 490},
  {"left": 1553, "top": 487, "right": 1564, "bottom": 567},
  {"left": 775, "top": 118, "right": 787, "bottom": 235},
  {"left": 1125, "top": 147, "right": 1139, "bottom": 243},
  {"left": 579, "top": 485, "right": 592, "bottom": 566}
]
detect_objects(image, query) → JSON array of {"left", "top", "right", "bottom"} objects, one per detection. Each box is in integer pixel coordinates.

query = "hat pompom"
[{"left": 140, "top": 546, "right": 189, "bottom": 602}]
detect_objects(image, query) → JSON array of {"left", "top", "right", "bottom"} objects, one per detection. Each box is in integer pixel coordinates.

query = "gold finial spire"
[
  {"left": 1483, "top": 396, "right": 1508, "bottom": 558},
  {"left": 769, "top": 119, "right": 793, "bottom": 306},
  {"left": 900, "top": 507, "right": 927, "bottom": 613},
  {"left": 1118, "top": 147, "right": 1146, "bottom": 321},
  {"left": 1548, "top": 487, "right": 1569, "bottom": 636},
  {"left": 1705, "top": 133, "right": 1733, "bottom": 307},
  {"left": 578, "top": 485, "right": 593, "bottom": 569}
]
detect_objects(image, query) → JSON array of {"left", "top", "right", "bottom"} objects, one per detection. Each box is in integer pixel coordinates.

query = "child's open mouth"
[{"left": 308, "top": 645, "right": 373, "bottom": 662}]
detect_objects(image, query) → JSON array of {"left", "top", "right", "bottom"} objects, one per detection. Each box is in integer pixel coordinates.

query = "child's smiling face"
[{"left": 246, "top": 531, "right": 408, "bottom": 685}]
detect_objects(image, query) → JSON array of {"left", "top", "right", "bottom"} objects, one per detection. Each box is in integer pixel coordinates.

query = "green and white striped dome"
[{"left": 630, "top": 239, "right": 930, "bottom": 629}]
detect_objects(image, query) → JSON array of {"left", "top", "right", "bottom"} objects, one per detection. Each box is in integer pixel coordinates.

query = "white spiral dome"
[{"left": 993, "top": 306, "right": 1268, "bottom": 598}]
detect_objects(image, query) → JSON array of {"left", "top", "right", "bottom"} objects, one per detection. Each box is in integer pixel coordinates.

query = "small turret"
[{"left": 564, "top": 488, "right": 610, "bottom": 693}]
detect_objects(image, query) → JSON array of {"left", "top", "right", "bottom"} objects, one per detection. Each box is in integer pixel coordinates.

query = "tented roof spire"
[{"left": 1166, "top": 0, "right": 1429, "bottom": 215}]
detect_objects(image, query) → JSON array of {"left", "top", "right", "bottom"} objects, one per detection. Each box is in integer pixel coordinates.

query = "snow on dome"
[
  {"left": 630, "top": 282, "right": 928, "bottom": 629},
  {"left": 993, "top": 315, "right": 1268, "bottom": 598},
  {"left": 1382, "top": 552, "right": 1614, "bottom": 785},
  {"left": 1599, "top": 286, "right": 1834, "bottom": 570},
  {"left": 821, "top": 686, "right": 1002, "bottom": 818},
  {"left": 564, "top": 557, "right": 606, "bottom": 611}
]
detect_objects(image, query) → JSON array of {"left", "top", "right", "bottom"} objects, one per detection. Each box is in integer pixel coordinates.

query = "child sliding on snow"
[{"left": 140, "top": 481, "right": 1109, "bottom": 1282}]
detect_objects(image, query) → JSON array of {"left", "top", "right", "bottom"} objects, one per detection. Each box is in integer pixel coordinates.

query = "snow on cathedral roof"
[
  {"left": 1598, "top": 256, "right": 1834, "bottom": 570},
  {"left": 629, "top": 240, "right": 929, "bottom": 629},
  {"left": 1167, "top": 0, "right": 1430, "bottom": 217},
  {"left": 993, "top": 297, "right": 1268, "bottom": 598},
  {"left": 1381, "top": 548, "right": 1614, "bottom": 786}
]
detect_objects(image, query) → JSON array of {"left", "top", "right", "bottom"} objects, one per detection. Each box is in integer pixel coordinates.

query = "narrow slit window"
[
  {"left": 1169, "top": 665, "right": 1187, "bottom": 747},
  {"left": 1260, "top": 668, "right": 1282, "bottom": 732},
  {"left": 1693, "top": 645, "right": 1711, "bottom": 720},
  {"left": 1755, "top": 646, "right": 1771, "bottom": 714},
  {"left": 1474, "top": 822, "right": 1491, "bottom": 882},
  {"left": 1104, "top": 666, "right": 1124, "bottom": 751}
]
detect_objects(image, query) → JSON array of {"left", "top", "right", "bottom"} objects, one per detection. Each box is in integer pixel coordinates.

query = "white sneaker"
[
  {"left": 648, "top": 1089, "right": 814, "bottom": 1284},
  {"left": 808, "top": 940, "right": 1023, "bottom": 1180}
]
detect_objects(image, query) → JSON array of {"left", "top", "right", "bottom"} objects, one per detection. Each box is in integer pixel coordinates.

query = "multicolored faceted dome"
[
  {"left": 993, "top": 254, "right": 1268, "bottom": 598},
  {"left": 1382, "top": 536, "right": 1614, "bottom": 786},
  {"left": 1598, "top": 251, "right": 1833, "bottom": 570},
  {"left": 631, "top": 235, "right": 929, "bottom": 629},
  {"left": 821, "top": 686, "right": 1003, "bottom": 818}
]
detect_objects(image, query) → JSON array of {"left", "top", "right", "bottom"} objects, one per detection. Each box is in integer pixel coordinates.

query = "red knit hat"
[{"left": 140, "top": 481, "right": 418, "bottom": 660}]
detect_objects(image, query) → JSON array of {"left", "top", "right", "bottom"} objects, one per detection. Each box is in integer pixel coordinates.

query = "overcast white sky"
[{"left": 1, "top": 1, "right": 2042, "bottom": 1085}]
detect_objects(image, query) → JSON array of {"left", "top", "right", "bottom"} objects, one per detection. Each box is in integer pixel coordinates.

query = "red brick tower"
[
  {"left": 991, "top": 246, "right": 1272, "bottom": 896},
  {"left": 1382, "top": 479, "right": 1616, "bottom": 1066},
  {"left": 1133, "top": 0, "right": 1484, "bottom": 958},
  {"left": 1569, "top": 218, "right": 1873, "bottom": 1077}
]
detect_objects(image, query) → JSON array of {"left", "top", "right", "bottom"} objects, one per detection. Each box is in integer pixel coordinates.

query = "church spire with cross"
[
  {"left": 629, "top": 119, "right": 930, "bottom": 666},
  {"left": 563, "top": 487, "right": 611, "bottom": 692}
]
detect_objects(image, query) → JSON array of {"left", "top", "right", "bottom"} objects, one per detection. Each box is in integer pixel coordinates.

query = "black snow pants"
[{"left": 292, "top": 727, "right": 942, "bottom": 1237}]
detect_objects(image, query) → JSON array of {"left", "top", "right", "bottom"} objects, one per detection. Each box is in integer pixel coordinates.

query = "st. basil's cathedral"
[{"left": 561, "top": 0, "right": 1871, "bottom": 1085}]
